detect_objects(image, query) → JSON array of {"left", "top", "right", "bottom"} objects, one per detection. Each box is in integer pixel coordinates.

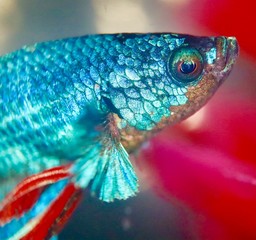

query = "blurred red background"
[
  {"left": 187, "top": 0, "right": 256, "bottom": 59},
  {"left": 1, "top": 1, "right": 255, "bottom": 239},
  {"left": 139, "top": 0, "right": 256, "bottom": 239}
]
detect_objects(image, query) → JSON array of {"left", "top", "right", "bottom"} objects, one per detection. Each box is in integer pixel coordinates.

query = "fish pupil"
[{"left": 180, "top": 61, "right": 196, "bottom": 74}]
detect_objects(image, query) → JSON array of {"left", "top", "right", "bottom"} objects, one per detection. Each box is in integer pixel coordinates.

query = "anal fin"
[{"left": 0, "top": 165, "right": 82, "bottom": 240}]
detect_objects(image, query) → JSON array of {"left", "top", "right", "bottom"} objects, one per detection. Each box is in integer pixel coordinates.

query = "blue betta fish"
[{"left": 0, "top": 33, "right": 238, "bottom": 239}]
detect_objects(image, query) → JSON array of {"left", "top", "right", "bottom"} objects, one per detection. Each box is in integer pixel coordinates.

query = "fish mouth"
[{"left": 214, "top": 36, "right": 239, "bottom": 83}]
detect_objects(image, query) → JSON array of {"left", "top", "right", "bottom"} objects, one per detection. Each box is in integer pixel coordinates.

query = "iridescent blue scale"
[
  {"left": 0, "top": 34, "right": 187, "bottom": 186},
  {"left": 0, "top": 33, "right": 238, "bottom": 239}
]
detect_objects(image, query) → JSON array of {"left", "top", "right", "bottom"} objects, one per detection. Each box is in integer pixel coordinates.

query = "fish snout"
[{"left": 214, "top": 36, "right": 239, "bottom": 83}]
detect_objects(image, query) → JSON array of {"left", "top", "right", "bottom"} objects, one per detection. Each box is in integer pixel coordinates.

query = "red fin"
[
  {"left": 21, "top": 182, "right": 82, "bottom": 240},
  {"left": 0, "top": 164, "right": 83, "bottom": 239},
  {"left": 0, "top": 164, "right": 72, "bottom": 224}
]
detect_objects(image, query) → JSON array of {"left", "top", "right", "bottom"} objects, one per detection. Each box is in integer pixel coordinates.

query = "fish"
[{"left": 0, "top": 33, "right": 238, "bottom": 239}]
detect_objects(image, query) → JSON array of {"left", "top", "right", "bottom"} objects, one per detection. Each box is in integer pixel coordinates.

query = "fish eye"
[{"left": 168, "top": 47, "right": 204, "bottom": 84}]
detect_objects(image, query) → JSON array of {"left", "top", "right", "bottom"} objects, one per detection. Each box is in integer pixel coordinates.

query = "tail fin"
[{"left": 0, "top": 165, "right": 82, "bottom": 240}]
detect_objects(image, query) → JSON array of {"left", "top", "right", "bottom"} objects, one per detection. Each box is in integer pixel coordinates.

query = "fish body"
[{"left": 0, "top": 33, "right": 238, "bottom": 239}]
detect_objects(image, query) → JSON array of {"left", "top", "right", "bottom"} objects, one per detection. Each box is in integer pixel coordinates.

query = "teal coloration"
[
  {"left": 205, "top": 47, "right": 217, "bottom": 64},
  {"left": 0, "top": 33, "right": 238, "bottom": 203},
  {"left": 72, "top": 140, "right": 137, "bottom": 201}
]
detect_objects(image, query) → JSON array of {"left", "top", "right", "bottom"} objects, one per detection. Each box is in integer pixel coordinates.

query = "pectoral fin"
[{"left": 72, "top": 139, "right": 138, "bottom": 202}]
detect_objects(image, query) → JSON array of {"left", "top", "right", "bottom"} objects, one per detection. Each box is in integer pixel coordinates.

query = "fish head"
[
  {"left": 157, "top": 34, "right": 239, "bottom": 129},
  {"left": 106, "top": 33, "right": 239, "bottom": 134}
]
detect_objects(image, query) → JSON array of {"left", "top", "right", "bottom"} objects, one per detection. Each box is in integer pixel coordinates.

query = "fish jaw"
[
  {"left": 213, "top": 36, "right": 239, "bottom": 84},
  {"left": 185, "top": 36, "right": 239, "bottom": 107}
]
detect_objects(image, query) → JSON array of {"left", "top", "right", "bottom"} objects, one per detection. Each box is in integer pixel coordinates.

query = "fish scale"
[
  {"left": 0, "top": 33, "right": 238, "bottom": 239},
  {"left": 0, "top": 38, "right": 104, "bottom": 180}
]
